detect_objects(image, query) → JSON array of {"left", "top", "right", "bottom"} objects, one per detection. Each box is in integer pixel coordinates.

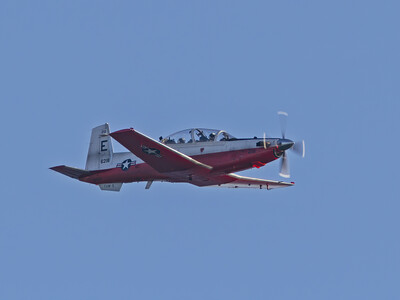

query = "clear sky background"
[{"left": 1, "top": 1, "right": 399, "bottom": 299}]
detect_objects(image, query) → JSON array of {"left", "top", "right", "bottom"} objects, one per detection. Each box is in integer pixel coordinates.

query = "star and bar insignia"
[
  {"left": 116, "top": 159, "right": 136, "bottom": 171},
  {"left": 141, "top": 145, "right": 162, "bottom": 158}
]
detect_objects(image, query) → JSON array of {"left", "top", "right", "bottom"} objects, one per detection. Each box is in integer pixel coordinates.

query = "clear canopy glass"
[{"left": 162, "top": 128, "right": 236, "bottom": 144}]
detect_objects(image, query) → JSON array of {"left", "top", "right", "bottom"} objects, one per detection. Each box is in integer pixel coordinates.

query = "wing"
[
  {"left": 110, "top": 128, "right": 212, "bottom": 173},
  {"left": 209, "top": 173, "right": 294, "bottom": 189}
]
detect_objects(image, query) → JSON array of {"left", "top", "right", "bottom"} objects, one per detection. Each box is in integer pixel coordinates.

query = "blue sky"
[{"left": 1, "top": 1, "right": 399, "bottom": 299}]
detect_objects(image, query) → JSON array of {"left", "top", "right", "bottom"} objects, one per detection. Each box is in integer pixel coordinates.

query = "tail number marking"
[{"left": 101, "top": 158, "right": 110, "bottom": 164}]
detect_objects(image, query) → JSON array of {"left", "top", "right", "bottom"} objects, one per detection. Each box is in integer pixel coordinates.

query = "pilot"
[
  {"left": 209, "top": 133, "right": 216, "bottom": 141},
  {"left": 197, "top": 130, "right": 208, "bottom": 142},
  {"left": 178, "top": 138, "right": 186, "bottom": 144},
  {"left": 165, "top": 138, "right": 176, "bottom": 144}
]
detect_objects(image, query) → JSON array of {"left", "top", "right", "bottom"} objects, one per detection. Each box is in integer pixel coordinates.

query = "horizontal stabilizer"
[{"left": 50, "top": 165, "right": 92, "bottom": 179}]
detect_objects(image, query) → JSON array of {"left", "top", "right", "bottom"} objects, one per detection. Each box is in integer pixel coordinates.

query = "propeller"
[
  {"left": 279, "top": 152, "right": 290, "bottom": 178},
  {"left": 276, "top": 111, "right": 305, "bottom": 178},
  {"left": 277, "top": 111, "right": 288, "bottom": 138},
  {"left": 292, "top": 140, "right": 306, "bottom": 158}
]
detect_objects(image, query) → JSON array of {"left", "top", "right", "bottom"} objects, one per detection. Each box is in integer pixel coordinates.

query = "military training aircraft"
[{"left": 51, "top": 112, "right": 305, "bottom": 191}]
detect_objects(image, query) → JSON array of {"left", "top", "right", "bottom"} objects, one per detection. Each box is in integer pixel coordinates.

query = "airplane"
[{"left": 50, "top": 112, "right": 305, "bottom": 191}]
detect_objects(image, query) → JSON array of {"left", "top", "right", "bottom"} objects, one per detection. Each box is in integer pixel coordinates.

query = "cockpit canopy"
[{"left": 162, "top": 128, "right": 236, "bottom": 144}]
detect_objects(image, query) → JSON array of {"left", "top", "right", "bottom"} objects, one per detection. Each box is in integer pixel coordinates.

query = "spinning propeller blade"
[
  {"left": 278, "top": 111, "right": 288, "bottom": 139},
  {"left": 279, "top": 152, "right": 290, "bottom": 178},
  {"left": 292, "top": 140, "right": 306, "bottom": 158}
]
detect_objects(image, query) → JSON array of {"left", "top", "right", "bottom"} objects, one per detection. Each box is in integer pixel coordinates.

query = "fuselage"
[{"left": 80, "top": 138, "right": 283, "bottom": 185}]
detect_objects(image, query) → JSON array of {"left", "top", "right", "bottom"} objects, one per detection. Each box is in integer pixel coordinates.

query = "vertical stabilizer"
[{"left": 85, "top": 124, "right": 114, "bottom": 170}]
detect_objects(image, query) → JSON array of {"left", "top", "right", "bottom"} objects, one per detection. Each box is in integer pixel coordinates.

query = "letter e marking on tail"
[{"left": 101, "top": 140, "right": 108, "bottom": 152}]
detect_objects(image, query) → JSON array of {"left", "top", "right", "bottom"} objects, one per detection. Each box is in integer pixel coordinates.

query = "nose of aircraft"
[{"left": 278, "top": 139, "right": 294, "bottom": 151}]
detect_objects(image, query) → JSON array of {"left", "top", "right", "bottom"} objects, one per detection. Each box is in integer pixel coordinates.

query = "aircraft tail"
[
  {"left": 50, "top": 123, "right": 124, "bottom": 191},
  {"left": 85, "top": 123, "right": 114, "bottom": 171}
]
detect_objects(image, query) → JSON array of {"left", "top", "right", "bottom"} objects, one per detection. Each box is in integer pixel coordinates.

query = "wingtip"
[
  {"left": 50, "top": 165, "right": 64, "bottom": 171},
  {"left": 110, "top": 128, "right": 134, "bottom": 137}
]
